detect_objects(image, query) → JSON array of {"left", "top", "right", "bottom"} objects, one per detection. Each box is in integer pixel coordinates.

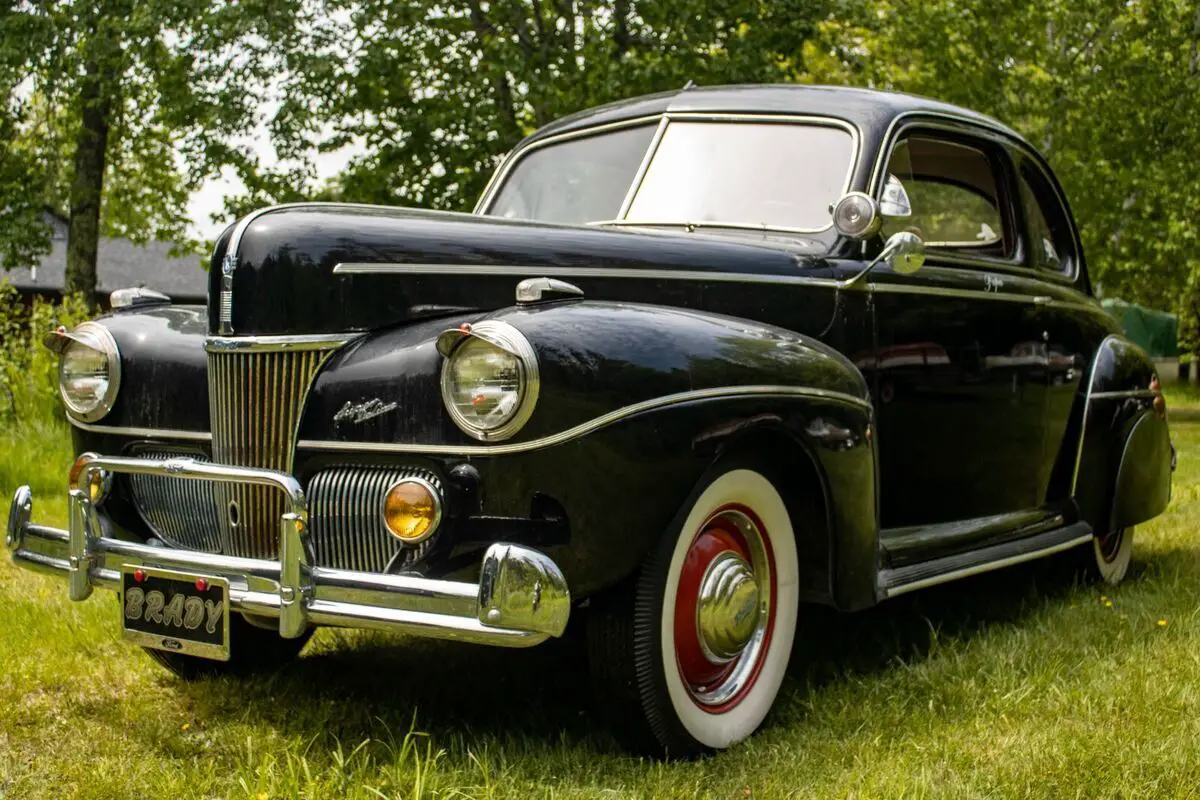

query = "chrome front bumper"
[{"left": 5, "top": 454, "right": 570, "bottom": 648}]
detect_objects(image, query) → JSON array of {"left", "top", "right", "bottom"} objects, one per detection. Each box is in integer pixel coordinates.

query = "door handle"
[{"left": 1033, "top": 295, "right": 1054, "bottom": 305}]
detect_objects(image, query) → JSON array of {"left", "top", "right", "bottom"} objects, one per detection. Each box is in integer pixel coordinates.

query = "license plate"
[{"left": 120, "top": 567, "right": 230, "bottom": 661}]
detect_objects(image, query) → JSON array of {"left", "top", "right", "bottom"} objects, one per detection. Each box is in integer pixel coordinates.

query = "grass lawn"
[{"left": 2, "top": 405, "right": 1199, "bottom": 798}]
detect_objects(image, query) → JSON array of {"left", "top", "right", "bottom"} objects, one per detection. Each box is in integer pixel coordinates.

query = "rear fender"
[{"left": 1073, "top": 335, "right": 1171, "bottom": 533}]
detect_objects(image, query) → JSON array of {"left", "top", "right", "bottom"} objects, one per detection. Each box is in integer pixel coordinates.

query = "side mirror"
[
  {"left": 840, "top": 230, "right": 926, "bottom": 288},
  {"left": 884, "top": 231, "right": 925, "bottom": 275}
]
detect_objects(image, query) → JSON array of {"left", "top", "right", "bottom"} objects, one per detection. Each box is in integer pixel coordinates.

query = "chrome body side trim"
[
  {"left": 67, "top": 418, "right": 213, "bottom": 442},
  {"left": 7, "top": 457, "right": 571, "bottom": 648},
  {"left": 299, "top": 384, "right": 872, "bottom": 456},
  {"left": 331, "top": 260, "right": 1104, "bottom": 313},
  {"left": 884, "top": 532, "right": 1093, "bottom": 598},
  {"left": 333, "top": 261, "right": 841, "bottom": 288},
  {"left": 1088, "top": 389, "right": 1159, "bottom": 400}
]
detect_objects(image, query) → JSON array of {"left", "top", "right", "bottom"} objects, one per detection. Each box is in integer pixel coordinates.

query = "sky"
[{"left": 184, "top": 144, "right": 360, "bottom": 241}]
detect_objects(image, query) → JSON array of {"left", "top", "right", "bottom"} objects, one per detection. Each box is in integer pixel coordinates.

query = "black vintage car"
[{"left": 8, "top": 85, "right": 1174, "bottom": 757}]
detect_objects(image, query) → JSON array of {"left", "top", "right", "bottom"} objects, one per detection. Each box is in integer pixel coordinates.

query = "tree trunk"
[{"left": 64, "top": 44, "right": 114, "bottom": 305}]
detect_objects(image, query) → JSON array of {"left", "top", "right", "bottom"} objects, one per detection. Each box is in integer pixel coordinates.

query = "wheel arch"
[
  {"left": 716, "top": 427, "right": 835, "bottom": 607},
  {"left": 708, "top": 406, "right": 878, "bottom": 612}
]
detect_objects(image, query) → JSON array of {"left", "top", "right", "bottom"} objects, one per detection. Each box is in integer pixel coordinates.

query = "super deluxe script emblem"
[{"left": 334, "top": 398, "right": 399, "bottom": 424}]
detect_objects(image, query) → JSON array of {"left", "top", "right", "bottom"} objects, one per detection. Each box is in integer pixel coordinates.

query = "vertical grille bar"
[
  {"left": 128, "top": 451, "right": 222, "bottom": 552},
  {"left": 207, "top": 346, "right": 334, "bottom": 559},
  {"left": 307, "top": 465, "right": 439, "bottom": 573}
]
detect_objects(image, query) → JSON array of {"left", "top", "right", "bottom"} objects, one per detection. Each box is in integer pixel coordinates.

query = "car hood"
[{"left": 208, "top": 203, "right": 828, "bottom": 337}]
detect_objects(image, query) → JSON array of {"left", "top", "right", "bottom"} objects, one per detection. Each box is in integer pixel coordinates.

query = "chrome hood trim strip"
[{"left": 67, "top": 419, "right": 212, "bottom": 442}]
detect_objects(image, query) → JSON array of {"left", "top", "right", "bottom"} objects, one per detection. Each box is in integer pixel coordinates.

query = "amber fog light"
[
  {"left": 382, "top": 478, "right": 442, "bottom": 544},
  {"left": 69, "top": 454, "right": 111, "bottom": 504}
]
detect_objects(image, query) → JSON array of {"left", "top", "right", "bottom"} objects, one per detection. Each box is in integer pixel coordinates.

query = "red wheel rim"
[{"left": 673, "top": 504, "right": 776, "bottom": 713}]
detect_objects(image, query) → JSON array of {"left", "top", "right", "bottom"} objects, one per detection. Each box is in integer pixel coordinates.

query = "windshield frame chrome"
[{"left": 475, "top": 112, "right": 862, "bottom": 236}]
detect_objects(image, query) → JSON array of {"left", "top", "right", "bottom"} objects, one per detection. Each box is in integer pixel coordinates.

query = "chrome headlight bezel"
[
  {"left": 438, "top": 320, "right": 539, "bottom": 442},
  {"left": 58, "top": 322, "right": 121, "bottom": 423}
]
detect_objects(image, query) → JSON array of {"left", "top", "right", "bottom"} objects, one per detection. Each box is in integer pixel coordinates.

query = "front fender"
[
  {"left": 69, "top": 306, "right": 210, "bottom": 435},
  {"left": 297, "top": 300, "right": 876, "bottom": 605},
  {"left": 298, "top": 300, "right": 870, "bottom": 448}
]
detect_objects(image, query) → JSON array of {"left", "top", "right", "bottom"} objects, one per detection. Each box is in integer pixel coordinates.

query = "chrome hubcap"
[
  {"left": 697, "top": 551, "right": 761, "bottom": 662},
  {"left": 673, "top": 507, "right": 775, "bottom": 710}
]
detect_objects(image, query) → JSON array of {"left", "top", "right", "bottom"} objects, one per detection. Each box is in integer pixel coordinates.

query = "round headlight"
[
  {"left": 58, "top": 322, "right": 120, "bottom": 422},
  {"left": 440, "top": 321, "right": 539, "bottom": 441}
]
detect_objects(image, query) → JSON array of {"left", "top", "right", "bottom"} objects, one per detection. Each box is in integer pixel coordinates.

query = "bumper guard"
[{"left": 6, "top": 454, "right": 570, "bottom": 648}]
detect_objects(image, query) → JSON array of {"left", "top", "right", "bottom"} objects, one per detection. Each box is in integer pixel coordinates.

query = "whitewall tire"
[
  {"left": 587, "top": 463, "right": 800, "bottom": 758},
  {"left": 1093, "top": 526, "right": 1133, "bottom": 585}
]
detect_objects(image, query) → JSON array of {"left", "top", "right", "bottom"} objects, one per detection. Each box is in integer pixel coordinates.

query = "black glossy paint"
[
  {"left": 89, "top": 306, "right": 210, "bottom": 432},
  {"left": 1072, "top": 336, "right": 1171, "bottom": 535},
  {"left": 208, "top": 206, "right": 830, "bottom": 337},
  {"left": 1113, "top": 410, "right": 1172, "bottom": 529},
  {"left": 65, "top": 85, "right": 1172, "bottom": 613},
  {"left": 300, "top": 300, "right": 867, "bottom": 446}
]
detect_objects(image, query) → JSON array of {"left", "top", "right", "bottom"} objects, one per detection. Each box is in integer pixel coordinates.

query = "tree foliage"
[
  {"left": 4, "top": 0, "right": 1199, "bottom": 343},
  {"left": 281, "top": 0, "right": 842, "bottom": 211},
  {"left": 0, "top": 0, "right": 309, "bottom": 297},
  {"left": 805, "top": 0, "right": 1200, "bottom": 351}
]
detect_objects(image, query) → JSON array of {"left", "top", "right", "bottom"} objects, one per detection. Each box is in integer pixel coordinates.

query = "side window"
[
  {"left": 880, "top": 134, "right": 1015, "bottom": 260},
  {"left": 1017, "top": 161, "right": 1074, "bottom": 274}
]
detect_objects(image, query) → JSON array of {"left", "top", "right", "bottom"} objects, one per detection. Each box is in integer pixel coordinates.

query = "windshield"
[
  {"left": 485, "top": 119, "right": 855, "bottom": 234},
  {"left": 488, "top": 125, "right": 656, "bottom": 224}
]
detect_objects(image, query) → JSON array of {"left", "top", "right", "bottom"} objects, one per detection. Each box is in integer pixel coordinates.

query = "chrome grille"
[
  {"left": 207, "top": 347, "right": 333, "bottom": 558},
  {"left": 308, "top": 465, "right": 438, "bottom": 573},
  {"left": 128, "top": 451, "right": 222, "bottom": 552}
]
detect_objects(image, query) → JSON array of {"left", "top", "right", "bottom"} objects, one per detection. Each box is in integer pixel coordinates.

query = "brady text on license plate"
[{"left": 120, "top": 567, "right": 231, "bottom": 661}]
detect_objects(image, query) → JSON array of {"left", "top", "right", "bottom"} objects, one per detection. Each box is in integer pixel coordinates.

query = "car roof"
[{"left": 522, "top": 84, "right": 1027, "bottom": 147}]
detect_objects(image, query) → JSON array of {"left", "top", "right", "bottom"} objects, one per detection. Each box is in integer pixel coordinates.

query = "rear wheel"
[
  {"left": 1090, "top": 525, "right": 1133, "bottom": 585},
  {"left": 143, "top": 613, "right": 312, "bottom": 680},
  {"left": 1063, "top": 513, "right": 1134, "bottom": 586},
  {"left": 587, "top": 465, "right": 799, "bottom": 758}
]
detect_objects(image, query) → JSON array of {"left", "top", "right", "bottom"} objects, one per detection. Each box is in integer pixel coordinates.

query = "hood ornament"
[
  {"left": 515, "top": 277, "right": 584, "bottom": 305},
  {"left": 218, "top": 254, "right": 236, "bottom": 335}
]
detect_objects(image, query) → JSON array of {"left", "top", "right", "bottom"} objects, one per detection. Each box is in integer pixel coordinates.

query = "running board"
[{"left": 879, "top": 522, "right": 1093, "bottom": 598}]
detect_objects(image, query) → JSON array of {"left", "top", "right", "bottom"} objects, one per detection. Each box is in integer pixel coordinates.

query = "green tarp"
[{"left": 1101, "top": 299, "right": 1178, "bottom": 358}]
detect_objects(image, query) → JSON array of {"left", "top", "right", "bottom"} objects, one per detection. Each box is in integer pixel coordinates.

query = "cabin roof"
[{"left": 524, "top": 84, "right": 1025, "bottom": 147}]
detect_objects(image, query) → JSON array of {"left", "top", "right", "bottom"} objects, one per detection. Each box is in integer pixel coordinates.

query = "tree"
[
  {"left": 1, "top": 0, "right": 310, "bottom": 301},
  {"left": 276, "top": 0, "right": 840, "bottom": 213},
  {"left": 804, "top": 0, "right": 1200, "bottom": 357}
]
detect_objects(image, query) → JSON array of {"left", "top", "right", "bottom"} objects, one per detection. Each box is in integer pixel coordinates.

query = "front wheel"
[
  {"left": 143, "top": 613, "right": 312, "bottom": 680},
  {"left": 587, "top": 466, "right": 799, "bottom": 758}
]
